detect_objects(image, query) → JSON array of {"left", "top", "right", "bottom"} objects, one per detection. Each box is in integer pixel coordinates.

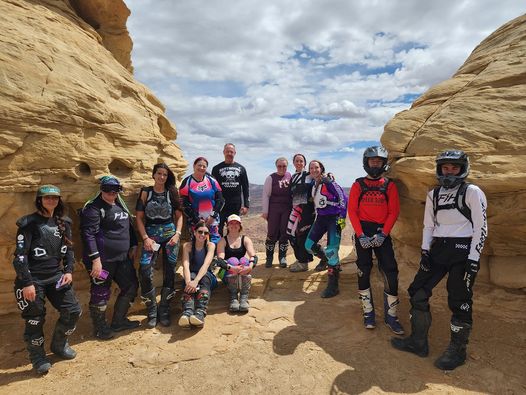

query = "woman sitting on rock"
[
  {"left": 13, "top": 185, "right": 81, "bottom": 375},
  {"left": 178, "top": 220, "right": 217, "bottom": 328},
  {"left": 216, "top": 214, "right": 257, "bottom": 312},
  {"left": 136, "top": 163, "right": 183, "bottom": 328}
]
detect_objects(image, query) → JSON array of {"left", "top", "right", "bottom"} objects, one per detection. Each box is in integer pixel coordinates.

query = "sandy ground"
[{"left": 1, "top": 216, "right": 525, "bottom": 394}]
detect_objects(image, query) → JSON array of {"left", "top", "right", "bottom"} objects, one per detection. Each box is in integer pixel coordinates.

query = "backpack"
[
  {"left": 432, "top": 182, "right": 472, "bottom": 223},
  {"left": 356, "top": 177, "right": 390, "bottom": 207}
]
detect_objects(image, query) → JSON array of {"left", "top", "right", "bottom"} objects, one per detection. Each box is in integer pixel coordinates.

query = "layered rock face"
[
  {"left": 0, "top": 0, "right": 186, "bottom": 314},
  {"left": 383, "top": 14, "right": 526, "bottom": 288}
]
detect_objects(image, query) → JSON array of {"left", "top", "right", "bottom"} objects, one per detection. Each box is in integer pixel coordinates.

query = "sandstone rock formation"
[
  {"left": 382, "top": 14, "right": 526, "bottom": 288},
  {"left": 0, "top": 0, "right": 187, "bottom": 314}
]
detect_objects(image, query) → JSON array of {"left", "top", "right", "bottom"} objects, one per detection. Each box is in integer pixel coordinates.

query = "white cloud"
[{"left": 126, "top": 0, "right": 525, "bottom": 187}]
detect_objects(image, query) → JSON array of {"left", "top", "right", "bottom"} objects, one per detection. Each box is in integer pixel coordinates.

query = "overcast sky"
[{"left": 126, "top": 0, "right": 524, "bottom": 186}]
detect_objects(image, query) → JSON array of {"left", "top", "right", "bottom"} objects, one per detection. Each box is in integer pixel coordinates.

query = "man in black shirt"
[{"left": 212, "top": 143, "right": 250, "bottom": 236}]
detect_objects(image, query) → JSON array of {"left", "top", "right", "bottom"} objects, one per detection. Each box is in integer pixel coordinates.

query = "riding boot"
[
  {"left": 278, "top": 242, "right": 288, "bottom": 268},
  {"left": 89, "top": 304, "right": 114, "bottom": 340},
  {"left": 190, "top": 289, "right": 210, "bottom": 327},
  {"left": 225, "top": 275, "right": 240, "bottom": 312},
  {"left": 265, "top": 240, "right": 275, "bottom": 268},
  {"left": 141, "top": 289, "right": 158, "bottom": 328},
  {"left": 158, "top": 287, "right": 175, "bottom": 327},
  {"left": 358, "top": 288, "right": 376, "bottom": 329},
  {"left": 111, "top": 295, "right": 140, "bottom": 332},
  {"left": 26, "top": 339, "right": 51, "bottom": 375},
  {"left": 321, "top": 265, "right": 340, "bottom": 298},
  {"left": 50, "top": 311, "right": 79, "bottom": 359},
  {"left": 384, "top": 292, "right": 405, "bottom": 335},
  {"left": 391, "top": 308, "right": 432, "bottom": 357},
  {"left": 239, "top": 275, "right": 252, "bottom": 312},
  {"left": 434, "top": 320, "right": 471, "bottom": 370},
  {"left": 312, "top": 243, "right": 329, "bottom": 271},
  {"left": 178, "top": 292, "right": 195, "bottom": 327}
]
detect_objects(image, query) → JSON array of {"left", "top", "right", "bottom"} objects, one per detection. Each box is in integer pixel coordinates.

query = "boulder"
[
  {"left": 0, "top": 0, "right": 187, "bottom": 314},
  {"left": 382, "top": 14, "right": 526, "bottom": 288}
]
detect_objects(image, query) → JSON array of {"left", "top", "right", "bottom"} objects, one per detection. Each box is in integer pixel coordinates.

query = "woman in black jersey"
[
  {"left": 178, "top": 220, "right": 217, "bottom": 328},
  {"left": 287, "top": 153, "right": 328, "bottom": 273},
  {"left": 13, "top": 185, "right": 81, "bottom": 375},
  {"left": 216, "top": 214, "right": 257, "bottom": 312},
  {"left": 136, "top": 163, "right": 183, "bottom": 328}
]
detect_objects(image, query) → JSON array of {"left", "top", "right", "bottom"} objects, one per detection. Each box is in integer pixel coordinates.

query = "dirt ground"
[{"left": 1, "top": 215, "right": 525, "bottom": 394}]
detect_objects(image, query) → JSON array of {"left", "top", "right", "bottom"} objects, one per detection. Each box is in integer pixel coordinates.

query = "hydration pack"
[
  {"left": 432, "top": 182, "right": 472, "bottom": 224},
  {"left": 356, "top": 177, "right": 390, "bottom": 207}
]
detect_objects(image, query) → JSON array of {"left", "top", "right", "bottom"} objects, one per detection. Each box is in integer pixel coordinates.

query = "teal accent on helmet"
[
  {"left": 37, "top": 185, "right": 61, "bottom": 197},
  {"left": 99, "top": 175, "right": 121, "bottom": 186}
]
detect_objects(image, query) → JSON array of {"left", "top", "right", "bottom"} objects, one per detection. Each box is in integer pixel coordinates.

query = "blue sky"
[{"left": 126, "top": 0, "right": 525, "bottom": 186}]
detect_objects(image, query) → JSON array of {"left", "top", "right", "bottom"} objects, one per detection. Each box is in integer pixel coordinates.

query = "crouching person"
[
  {"left": 216, "top": 214, "right": 257, "bottom": 312},
  {"left": 80, "top": 176, "right": 140, "bottom": 340},
  {"left": 179, "top": 221, "right": 217, "bottom": 327},
  {"left": 13, "top": 185, "right": 81, "bottom": 374}
]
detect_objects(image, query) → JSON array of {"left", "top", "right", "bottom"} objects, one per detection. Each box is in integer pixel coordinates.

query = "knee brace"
[
  {"left": 410, "top": 288, "right": 430, "bottom": 312},
  {"left": 304, "top": 238, "right": 316, "bottom": 254},
  {"left": 90, "top": 284, "right": 111, "bottom": 306}
]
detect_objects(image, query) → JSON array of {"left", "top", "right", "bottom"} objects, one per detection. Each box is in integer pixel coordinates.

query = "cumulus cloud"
[{"left": 126, "top": 0, "right": 525, "bottom": 185}]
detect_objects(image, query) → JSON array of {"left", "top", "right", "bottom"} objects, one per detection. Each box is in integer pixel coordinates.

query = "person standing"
[
  {"left": 13, "top": 185, "right": 81, "bottom": 374},
  {"left": 347, "top": 146, "right": 404, "bottom": 335},
  {"left": 136, "top": 163, "right": 183, "bottom": 328},
  {"left": 212, "top": 143, "right": 250, "bottom": 236},
  {"left": 180, "top": 157, "right": 224, "bottom": 244},
  {"left": 287, "top": 153, "right": 328, "bottom": 272},
  {"left": 305, "top": 160, "right": 347, "bottom": 298},
  {"left": 391, "top": 150, "right": 488, "bottom": 371},
  {"left": 81, "top": 176, "right": 140, "bottom": 340},
  {"left": 262, "top": 157, "right": 292, "bottom": 268}
]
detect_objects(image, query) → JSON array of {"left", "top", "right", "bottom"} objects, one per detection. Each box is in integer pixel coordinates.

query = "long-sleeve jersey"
[
  {"left": 262, "top": 172, "right": 291, "bottom": 214},
  {"left": 81, "top": 195, "right": 137, "bottom": 263},
  {"left": 290, "top": 170, "right": 313, "bottom": 207},
  {"left": 179, "top": 174, "right": 224, "bottom": 225},
  {"left": 347, "top": 177, "right": 400, "bottom": 235},
  {"left": 312, "top": 177, "right": 347, "bottom": 217},
  {"left": 13, "top": 213, "right": 74, "bottom": 286},
  {"left": 211, "top": 161, "right": 250, "bottom": 208},
  {"left": 422, "top": 183, "right": 488, "bottom": 261}
]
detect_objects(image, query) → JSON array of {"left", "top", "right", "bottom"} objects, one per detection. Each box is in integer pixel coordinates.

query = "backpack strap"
[
  {"left": 357, "top": 177, "right": 389, "bottom": 207},
  {"left": 456, "top": 182, "right": 472, "bottom": 224}
]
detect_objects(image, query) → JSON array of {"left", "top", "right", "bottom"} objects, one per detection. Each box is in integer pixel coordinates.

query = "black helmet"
[
  {"left": 363, "top": 146, "right": 389, "bottom": 178},
  {"left": 435, "top": 150, "right": 469, "bottom": 188}
]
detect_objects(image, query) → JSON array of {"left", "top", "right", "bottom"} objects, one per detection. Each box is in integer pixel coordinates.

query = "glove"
[
  {"left": 337, "top": 217, "right": 346, "bottom": 231},
  {"left": 358, "top": 234, "right": 372, "bottom": 249},
  {"left": 464, "top": 259, "right": 479, "bottom": 292},
  {"left": 371, "top": 232, "right": 387, "bottom": 248},
  {"left": 419, "top": 250, "right": 432, "bottom": 272}
]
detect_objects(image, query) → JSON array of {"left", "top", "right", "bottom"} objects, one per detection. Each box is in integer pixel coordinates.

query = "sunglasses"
[
  {"left": 197, "top": 230, "right": 209, "bottom": 235},
  {"left": 101, "top": 185, "right": 123, "bottom": 193}
]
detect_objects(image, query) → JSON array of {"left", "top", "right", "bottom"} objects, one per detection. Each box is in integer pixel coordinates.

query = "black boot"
[
  {"left": 265, "top": 240, "right": 275, "bottom": 268},
  {"left": 391, "top": 308, "right": 431, "bottom": 357},
  {"left": 89, "top": 304, "right": 114, "bottom": 340},
  {"left": 312, "top": 243, "right": 328, "bottom": 271},
  {"left": 50, "top": 311, "right": 79, "bottom": 359},
  {"left": 321, "top": 265, "right": 340, "bottom": 298},
  {"left": 190, "top": 289, "right": 210, "bottom": 327},
  {"left": 178, "top": 292, "right": 195, "bottom": 327},
  {"left": 141, "top": 289, "right": 158, "bottom": 328},
  {"left": 158, "top": 287, "right": 175, "bottom": 327},
  {"left": 24, "top": 319, "right": 51, "bottom": 375},
  {"left": 111, "top": 296, "right": 140, "bottom": 332},
  {"left": 278, "top": 242, "right": 288, "bottom": 268},
  {"left": 226, "top": 275, "right": 240, "bottom": 312},
  {"left": 434, "top": 321, "right": 471, "bottom": 370}
]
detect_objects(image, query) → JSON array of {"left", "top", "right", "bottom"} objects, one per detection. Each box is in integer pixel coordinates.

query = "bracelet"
[
  {"left": 175, "top": 230, "right": 181, "bottom": 235},
  {"left": 142, "top": 235, "right": 149, "bottom": 241}
]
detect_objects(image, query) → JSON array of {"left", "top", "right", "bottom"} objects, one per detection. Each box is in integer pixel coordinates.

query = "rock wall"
[
  {"left": 0, "top": 0, "right": 187, "bottom": 314},
  {"left": 382, "top": 14, "right": 526, "bottom": 289}
]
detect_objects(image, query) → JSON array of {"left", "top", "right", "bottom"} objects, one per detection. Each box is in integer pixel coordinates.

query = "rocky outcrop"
[
  {"left": 382, "top": 14, "right": 526, "bottom": 288},
  {"left": 0, "top": 0, "right": 187, "bottom": 314}
]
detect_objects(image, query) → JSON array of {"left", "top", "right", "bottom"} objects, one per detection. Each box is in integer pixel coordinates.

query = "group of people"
[{"left": 12, "top": 142, "right": 487, "bottom": 375}]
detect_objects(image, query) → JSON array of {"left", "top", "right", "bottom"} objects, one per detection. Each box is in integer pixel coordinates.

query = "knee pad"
[
  {"left": 90, "top": 285, "right": 111, "bottom": 306},
  {"left": 197, "top": 290, "right": 209, "bottom": 302},
  {"left": 24, "top": 316, "right": 45, "bottom": 339},
  {"left": 59, "top": 310, "right": 81, "bottom": 326},
  {"left": 120, "top": 285, "right": 138, "bottom": 300},
  {"left": 410, "top": 288, "right": 430, "bottom": 312}
]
